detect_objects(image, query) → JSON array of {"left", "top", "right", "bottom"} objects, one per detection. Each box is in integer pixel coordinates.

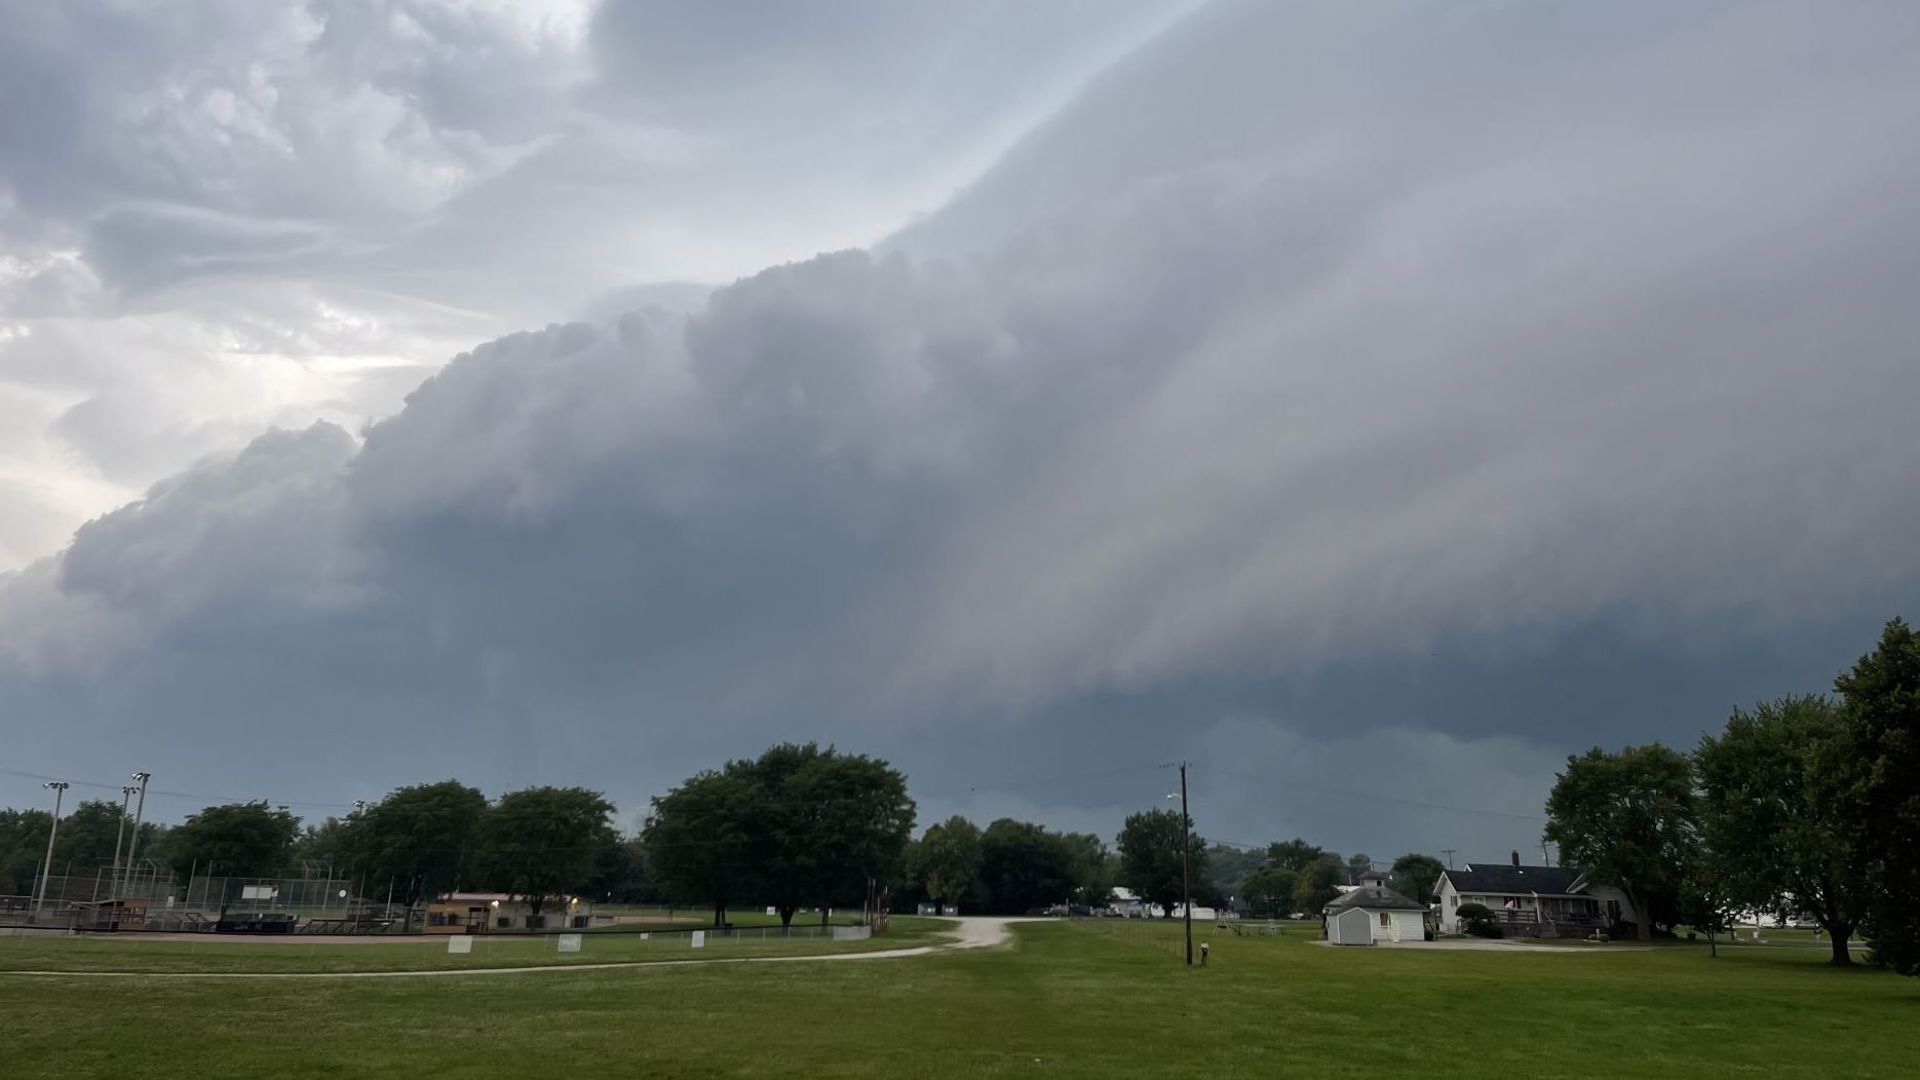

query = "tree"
[
  {"left": 590, "top": 835, "right": 658, "bottom": 904},
  {"left": 1543, "top": 743, "right": 1696, "bottom": 941},
  {"left": 1206, "top": 843, "right": 1266, "bottom": 903},
  {"left": 1267, "top": 837, "right": 1330, "bottom": 873},
  {"left": 1695, "top": 695, "right": 1874, "bottom": 965},
  {"left": 1346, "top": 853, "right": 1374, "bottom": 884},
  {"left": 160, "top": 802, "right": 299, "bottom": 916},
  {"left": 1240, "top": 866, "right": 1298, "bottom": 918},
  {"left": 1062, "top": 832, "right": 1117, "bottom": 908},
  {"left": 778, "top": 747, "right": 916, "bottom": 922},
  {"left": 1836, "top": 617, "right": 1920, "bottom": 974},
  {"left": 1118, "top": 808, "right": 1208, "bottom": 917},
  {"left": 911, "top": 816, "right": 984, "bottom": 912},
  {"left": 1293, "top": 854, "right": 1348, "bottom": 916},
  {"left": 348, "top": 780, "right": 490, "bottom": 907},
  {"left": 644, "top": 768, "right": 762, "bottom": 927},
  {"left": 0, "top": 808, "right": 53, "bottom": 896},
  {"left": 1389, "top": 853, "right": 1445, "bottom": 904},
  {"left": 51, "top": 800, "right": 132, "bottom": 878},
  {"left": 977, "top": 819, "right": 1079, "bottom": 914},
  {"left": 475, "top": 786, "right": 616, "bottom": 922}
]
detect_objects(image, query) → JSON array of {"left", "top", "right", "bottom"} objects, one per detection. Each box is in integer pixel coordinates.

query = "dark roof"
[
  {"left": 1323, "top": 885, "right": 1428, "bottom": 913},
  {"left": 1442, "top": 864, "right": 1583, "bottom": 895}
]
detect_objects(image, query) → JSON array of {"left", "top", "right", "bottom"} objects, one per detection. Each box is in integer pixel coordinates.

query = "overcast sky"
[{"left": 3, "top": 0, "right": 1918, "bottom": 866}]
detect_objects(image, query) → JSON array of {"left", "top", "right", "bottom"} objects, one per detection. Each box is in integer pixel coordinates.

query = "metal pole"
[
  {"left": 121, "top": 772, "right": 151, "bottom": 898},
  {"left": 1180, "top": 762, "right": 1193, "bottom": 967},
  {"left": 109, "top": 785, "right": 135, "bottom": 898},
  {"left": 33, "top": 782, "right": 69, "bottom": 914}
]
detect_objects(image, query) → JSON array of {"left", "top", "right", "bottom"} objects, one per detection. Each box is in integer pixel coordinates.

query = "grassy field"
[
  {"left": 4, "top": 918, "right": 1916, "bottom": 1078},
  {"left": 0, "top": 918, "right": 943, "bottom": 974}
]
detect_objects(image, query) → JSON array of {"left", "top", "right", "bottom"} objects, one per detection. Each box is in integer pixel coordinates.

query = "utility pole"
[
  {"left": 109, "top": 785, "right": 136, "bottom": 898},
  {"left": 1441, "top": 848, "right": 1457, "bottom": 870},
  {"left": 33, "top": 781, "right": 70, "bottom": 914},
  {"left": 1180, "top": 761, "right": 1193, "bottom": 968},
  {"left": 121, "top": 772, "right": 151, "bottom": 899}
]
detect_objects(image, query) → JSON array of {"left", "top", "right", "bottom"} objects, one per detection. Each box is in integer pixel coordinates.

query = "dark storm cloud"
[{"left": 4, "top": 0, "right": 1920, "bottom": 858}]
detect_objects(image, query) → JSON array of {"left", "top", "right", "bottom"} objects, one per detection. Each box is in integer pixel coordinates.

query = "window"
[
  {"left": 1449, "top": 896, "right": 1458, "bottom": 909},
  {"left": 496, "top": 917, "right": 513, "bottom": 929},
  {"left": 1379, "top": 912, "right": 1390, "bottom": 927}
]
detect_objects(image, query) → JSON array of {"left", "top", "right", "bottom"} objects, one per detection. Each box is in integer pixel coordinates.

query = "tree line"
[{"left": 1542, "top": 617, "right": 1919, "bottom": 969}]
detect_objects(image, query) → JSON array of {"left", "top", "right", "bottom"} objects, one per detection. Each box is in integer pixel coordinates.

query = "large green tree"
[
  {"left": 160, "top": 802, "right": 300, "bottom": 916},
  {"left": 1062, "top": 832, "right": 1117, "bottom": 907},
  {"left": 1695, "top": 694, "right": 1873, "bottom": 965},
  {"left": 1389, "top": 853, "right": 1446, "bottom": 905},
  {"left": 0, "top": 808, "right": 53, "bottom": 896},
  {"left": 1206, "top": 843, "right": 1266, "bottom": 902},
  {"left": 977, "top": 819, "right": 1079, "bottom": 915},
  {"left": 911, "top": 816, "right": 984, "bottom": 912},
  {"left": 1544, "top": 743, "right": 1696, "bottom": 941},
  {"left": 1117, "top": 808, "right": 1208, "bottom": 917},
  {"left": 1837, "top": 617, "right": 1920, "bottom": 974},
  {"left": 1292, "top": 854, "right": 1348, "bottom": 916},
  {"left": 348, "top": 780, "right": 490, "bottom": 907},
  {"left": 643, "top": 768, "right": 763, "bottom": 927},
  {"left": 1267, "top": 837, "right": 1331, "bottom": 872},
  {"left": 475, "top": 786, "right": 616, "bottom": 922},
  {"left": 1240, "top": 866, "right": 1298, "bottom": 918}
]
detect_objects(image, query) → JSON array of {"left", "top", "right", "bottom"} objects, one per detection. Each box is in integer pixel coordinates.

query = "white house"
[
  {"left": 1322, "top": 884, "right": 1427, "bottom": 944},
  {"left": 1433, "top": 854, "right": 1637, "bottom": 936}
]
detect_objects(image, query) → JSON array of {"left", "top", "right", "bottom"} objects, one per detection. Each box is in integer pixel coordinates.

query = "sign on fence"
[
  {"left": 447, "top": 936, "right": 474, "bottom": 955},
  {"left": 691, "top": 930, "right": 706, "bottom": 949},
  {"left": 557, "top": 934, "right": 582, "bottom": 953}
]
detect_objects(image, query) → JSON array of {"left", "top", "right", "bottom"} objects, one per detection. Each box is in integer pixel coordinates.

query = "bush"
[
  {"left": 1456, "top": 903, "right": 1493, "bottom": 921},
  {"left": 1455, "top": 902, "right": 1503, "bottom": 938}
]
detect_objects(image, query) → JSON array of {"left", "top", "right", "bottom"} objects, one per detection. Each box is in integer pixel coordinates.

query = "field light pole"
[
  {"left": 108, "top": 785, "right": 137, "bottom": 899},
  {"left": 1166, "top": 764, "right": 1194, "bottom": 967},
  {"left": 121, "top": 772, "right": 151, "bottom": 899},
  {"left": 33, "top": 781, "right": 70, "bottom": 914},
  {"left": 1179, "top": 762, "right": 1193, "bottom": 968}
]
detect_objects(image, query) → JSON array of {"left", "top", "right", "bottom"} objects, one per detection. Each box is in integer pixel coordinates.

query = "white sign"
[
  {"left": 691, "top": 930, "right": 706, "bottom": 949},
  {"left": 639, "top": 932, "right": 649, "bottom": 941},
  {"left": 240, "top": 885, "right": 278, "bottom": 901},
  {"left": 447, "top": 936, "right": 474, "bottom": 955},
  {"left": 557, "top": 934, "right": 582, "bottom": 953}
]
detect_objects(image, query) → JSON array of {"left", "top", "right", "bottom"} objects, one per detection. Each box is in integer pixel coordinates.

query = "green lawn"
[{"left": 4, "top": 919, "right": 1915, "bottom": 1078}]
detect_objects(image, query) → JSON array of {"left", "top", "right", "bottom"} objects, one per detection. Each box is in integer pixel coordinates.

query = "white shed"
[
  {"left": 1323, "top": 884, "right": 1429, "bottom": 944},
  {"left": 1327, "top": 907, "right": 1373, "bottom": 945}
]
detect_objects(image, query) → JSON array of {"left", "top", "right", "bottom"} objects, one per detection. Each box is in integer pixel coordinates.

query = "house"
[
  {"left": 1432, "top": 852, "right": 1636, "bottom": 936},
  {"left": 1108, "top": 887, "right": 1148, "bottom": 918},
  {"left": 421, "top": 892, "right": 594, "bottom": 933},
  {"left": 1322, "top": 884, "right": 1427, "bottom": 944}
]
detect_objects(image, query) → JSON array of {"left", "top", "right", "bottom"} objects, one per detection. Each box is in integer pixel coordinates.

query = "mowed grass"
[
  {"left": 4, "top": 920, "right": 1917, "bottom": 1079},
  {"left": 0, "top": 918, "right": 947, "bottom": 974}
]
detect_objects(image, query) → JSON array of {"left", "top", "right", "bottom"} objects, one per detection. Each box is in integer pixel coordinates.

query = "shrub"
[{"left": 1456, "top": 903, "right": 1493, "bottom": 921}]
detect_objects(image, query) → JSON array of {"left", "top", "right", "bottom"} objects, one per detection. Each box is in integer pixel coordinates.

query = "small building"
[
  {"left": 1433, "top": 853, "right": 1636, "bottom": 936},
  {"left": 1327, "top": 906, "right": 1375, "bottom": 945},
  {"left": 1323, "top": 884, "right": 1428, "bottom": 944},
  {"left": 74, "top": 897, "right": 147, "bottom": 931},
  {"left": 421, "top": 892, "right": 593, "bottom": 933}
]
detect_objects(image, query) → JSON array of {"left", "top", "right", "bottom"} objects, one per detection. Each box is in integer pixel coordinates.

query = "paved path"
[
  {"left": 1313, "top": 938, "right": 1651, "bottom": 953},
  {"left": 0, "top": 917, "right": 1030, "bottom": 980}
]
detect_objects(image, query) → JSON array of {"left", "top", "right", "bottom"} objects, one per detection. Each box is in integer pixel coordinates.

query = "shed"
[
  {"left": 1324, "top": 884, "right": 1429, "bottom": 944},
  {"left": 1327, "top": 907, "right": 1374, "bottom": 945}
]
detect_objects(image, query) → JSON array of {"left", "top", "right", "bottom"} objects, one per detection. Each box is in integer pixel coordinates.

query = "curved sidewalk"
[{"left": 0, "top": 916, "right": 1024, "bottom": 980}]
